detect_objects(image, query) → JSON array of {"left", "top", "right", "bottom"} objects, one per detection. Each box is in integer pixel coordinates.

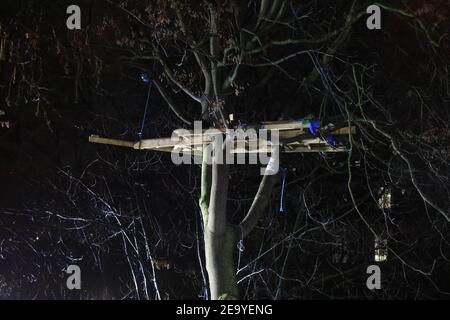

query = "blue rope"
[
  {"left": 308, "top": 53, "right": 346, "bottom": 149},
  {"left": 279, "top": 168, "right": 288, "bottom": 214},
  {"left": 310, "top": 52, "right": 346, "bottom": 114},
  {"left": 290, "top": 0, "right": 300, "bottom": 18},
  {"left": 138, "top": 73, "right": 153, "bottom": 139}
]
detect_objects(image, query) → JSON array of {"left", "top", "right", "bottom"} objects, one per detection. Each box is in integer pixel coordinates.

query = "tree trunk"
[
  {"left": 199, "top": 145, "right": 278, "bottom": 299},
  {"left": 204, "top": 225, "right": 239, "bottom": 300},
  {"left": 200, "top": 143, "right": 239, "bottom": 299}
]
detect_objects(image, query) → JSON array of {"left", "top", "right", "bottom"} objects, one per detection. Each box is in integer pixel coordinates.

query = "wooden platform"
[{"left": 89, "top": 121, "right": 355, "bottom": 155}]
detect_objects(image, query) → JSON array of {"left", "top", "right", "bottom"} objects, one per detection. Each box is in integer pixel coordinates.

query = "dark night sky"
[{"left": 0, "top": 0, "right": 449, "bottom": 300}]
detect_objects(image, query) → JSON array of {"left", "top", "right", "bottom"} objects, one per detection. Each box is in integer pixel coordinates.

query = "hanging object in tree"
[
  {"left": 305, "top": 119, "right": 320, "bottom": 136},
  {"left": 374, "top": 237, "right": 388, "bottom": 262},
  {"left": 324, "top": 134, "right": 339, "bottom": 149},
  {"left": 140, "top": 72, "right": 151, "bottom": 84},
  {"left": 238, "top": 122, "right": 248, "bottom": 130}
]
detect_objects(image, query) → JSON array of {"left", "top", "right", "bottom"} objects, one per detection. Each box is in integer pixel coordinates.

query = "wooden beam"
[
  {"left": 135, "top": 137, "right": 182, "bottom": 150},
  {"left": 258, "top": 120, "right": 309, "bottom": 131},
  {"left": 89, "top": 122, "right": 355, "bottom": 155},
  {"left": 89, "top": 135, "right": 135, "bottom": 148},
  {"left": 331, "top": 126, "right": 356, "bottom": 135}
]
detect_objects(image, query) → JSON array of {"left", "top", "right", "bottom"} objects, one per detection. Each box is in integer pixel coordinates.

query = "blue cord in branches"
[
  {"left": 307, "top": 119, "right": 321, "bottom": 136},
  {"left": 325, "top": 134, "right": 339, "bottom": 149},
  {"left": 138, "top": 73, "right": 153, "bottom": 139},
  {"left": 140, "top": 73, "right": 151, "bottom": 84},
  {"left": 279, "top": 168, "right": 288, "bottom": 214},
  {"left": 289, "top": 0, "right": 300, "bottom": 18}
]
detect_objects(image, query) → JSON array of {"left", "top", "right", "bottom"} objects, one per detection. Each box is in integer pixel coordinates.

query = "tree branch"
[
  {"left": 156, "top": 53, "right": 201, "bottom": 103},
  {"left": 238, "top": 173, "right": 278, "bottom": 238},
  {"left": 209, "top": 4, "right": 220, "bottom": 102},
  {"left": 172, "top": 1, "right": 212, "bottom": 94},
  {"left": 153, "top": 79, "right": 192, "bottom": 125}
]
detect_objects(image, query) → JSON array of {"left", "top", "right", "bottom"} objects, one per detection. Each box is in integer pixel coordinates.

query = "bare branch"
[
  {"left": 238, "top": 173, "right": 278, "bottom": 238},
  {"left": 153, "top": 79, "right": 192, "bottom": 125}
]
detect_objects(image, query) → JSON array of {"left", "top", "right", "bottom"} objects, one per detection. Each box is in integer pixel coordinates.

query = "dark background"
[{"left": 0, "top": 0, "right": 449, "bottom": 299}]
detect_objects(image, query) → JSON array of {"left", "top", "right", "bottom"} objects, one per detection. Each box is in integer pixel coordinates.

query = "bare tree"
[{"left": 1, "top": 0, "right": 449, "bottom": 300}]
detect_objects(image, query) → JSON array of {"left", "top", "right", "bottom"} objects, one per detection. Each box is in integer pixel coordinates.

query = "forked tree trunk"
[
  {"left": 196, "top": 3, "right": 282, "bottom": 299},
  {"left": 199, "top": 145, "right": 239, "bottom": 299},
  {"left": 199, "top": 146, "right": 278, "bottom": 299}
]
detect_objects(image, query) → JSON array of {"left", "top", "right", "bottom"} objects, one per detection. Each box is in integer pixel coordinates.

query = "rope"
[
  {"left": 138, "top": 73, "right": 153, "bottom": 139},
  {"left": 309, "top": 51, "right": 346, "bottom": 115},
  {"left": 307, "top": 53, "right": 348, "bottom": 150},
  {"left": 290, "top": 0, "right": 300, "bottom": 18}
]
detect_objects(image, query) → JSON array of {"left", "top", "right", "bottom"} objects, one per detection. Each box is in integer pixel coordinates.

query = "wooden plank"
[
  {"left": 331, "top": 126, "right": 356, "bottom": 135},
  {"left": 279, "top": 129, "right": 307, "bottom": 140},
  {"left": 135, "top": 137, "right": 183, "bottom": 150},
  {"left": 283, "top": 146, "right": 346, "bottom": 153},
  {"left": 89, "top": 135, "right": 135, "bottom": 148},
  {"left": 89, "top": 123, "right": 354, "bottom": 154},
  {"left": 258, "top": 120, "right": 308, "bottom": 131},
  {"left": 88, "top": 135, "right": 348, "bottom": 153},
  {"left": 172, "top": 124, "right": 354, "bottom": 136},
  {"left": 299, "top": 137, "right": 323, "bottom": 145}
]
